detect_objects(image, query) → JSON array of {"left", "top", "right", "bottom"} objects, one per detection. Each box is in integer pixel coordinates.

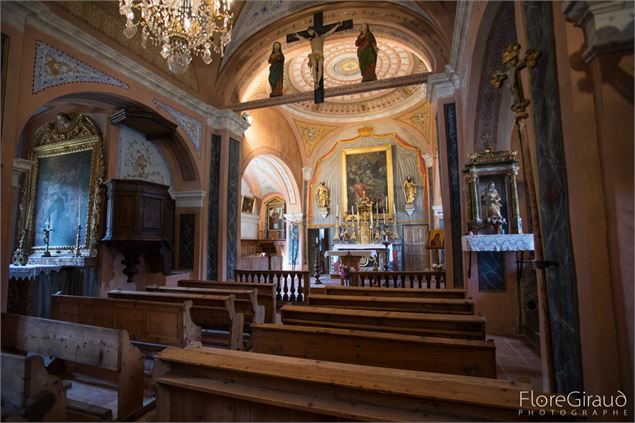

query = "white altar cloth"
[
  {"left": 325, "top": 250, "right": 372, "bottom": 258},
  {"left": 461, "top": 234, "right": 535, "bottom": 252}
]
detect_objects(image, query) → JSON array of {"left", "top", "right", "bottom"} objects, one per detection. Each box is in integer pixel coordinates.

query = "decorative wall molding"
[
  {"left": 302, "top": 167, "right": 313, "bottom": 182},
  {"left": 118, "top": 125, "right": 172, "bottom": 186},
  {"left": 449, "top": 0, "right": 474, "bottom": 77},
  {"left": 12, "top": 158, "right": 34, "bottom": 188},
  {"left": 563, "top": 0, "right": 634, "bottom": 62},
  {"left": 154, "top": 99, "right": 202, "bottom": 155},
  {"left": 174, "top": 190, "right": 206, "bottom": 208},
  {"left": 33, "top": 41, "right": 129, "bottom": 94},
  {"left": 6, "top": 2, "right": 243, "bottom": 134}
]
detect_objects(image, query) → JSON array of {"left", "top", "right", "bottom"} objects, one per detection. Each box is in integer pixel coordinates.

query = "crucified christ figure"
[{"left": 294, "top": 22, "right": 342, "bottom": 89}]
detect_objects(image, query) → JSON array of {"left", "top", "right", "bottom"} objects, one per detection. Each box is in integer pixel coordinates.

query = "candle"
[
  {"left": 315, "top": 237, "right": 319, "bottom": 244},
  {"left": 77, "top": 194, "right": 81, "bottom": 225},
  {"left": 385, "top": 197, "right": 388, "bottom": 211},
  {"left": 370, "top": 209, "right": 374, "bottom": 227},
  {"left": 351, "top": 205, "right": 354, "bottom": 215},
  {"left": 336, "top": 203, "right": 339, "bottom": 217}
]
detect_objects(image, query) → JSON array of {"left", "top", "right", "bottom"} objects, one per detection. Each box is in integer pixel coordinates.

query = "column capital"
[
  {"left": 426, "top": 70, "right": 456, "bottom": 104},
  {"left": 207, "top": 109, "right": 250, "bottom": 138},
  {"left": 563, "top": 1, "right": 634, "bottom": 62},
  {"left": 302, "top": 167, "right": 313, "bottom": 182},
  {"left": 173, "top": 190, "right": 206, "bottom": 208}
]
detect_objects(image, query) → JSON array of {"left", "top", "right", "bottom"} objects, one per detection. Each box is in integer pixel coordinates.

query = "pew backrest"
[
  {"left": 280, "top": 305, "right": 487, "bottom": 340},
  {"left": 107, "top": 289, "right": 244, "bottom": 350},
  {"left": 308, "top": 294, "right": 475, "bottom": 314},
  {"left": 324, "top": 285, "right": 467, "bottom": 299},
  {"left": 179, "top": 280, "right": 276, "bottom": 323},
  {"left": 251, "top": 323, "right": 496, "bottom": 377},
  {"left": 147, "top": 285, "right": 264, "bottom": 325},
  {"left": 152, "top": 346, "right": 572, "bottom": 421},
  {"left": 51, "top": 294, "right": 201, "bottom": 347},
  {"left": 1, "top": 352, "right": 66, "bottom": 421},
  {"left": 2, "top": 313, "right": 144, "bottom": 420}
]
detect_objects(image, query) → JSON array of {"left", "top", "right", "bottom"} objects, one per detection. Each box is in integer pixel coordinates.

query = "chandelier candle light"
[{"left": 119, "top": 0, "right": 233, "bottom": 74}]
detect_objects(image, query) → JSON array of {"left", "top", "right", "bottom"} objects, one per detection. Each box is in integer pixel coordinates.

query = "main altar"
[{"left": 326, "top": 191, "right": 399, "bottom": 274}]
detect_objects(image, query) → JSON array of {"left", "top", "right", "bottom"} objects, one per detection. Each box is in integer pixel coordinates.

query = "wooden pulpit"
[{"left": 102, "top": 179, "right": 175, "bottom": 282}]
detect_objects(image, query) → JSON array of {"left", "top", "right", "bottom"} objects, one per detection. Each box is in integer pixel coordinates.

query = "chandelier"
[{"left": 119, "top": 0, "right": 233, "bottom": 74}]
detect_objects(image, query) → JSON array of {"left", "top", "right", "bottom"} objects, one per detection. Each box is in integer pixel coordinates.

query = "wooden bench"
[
  {"left": 308, "top": 294, "right": 475, "bottom": 314},
  {"left": 1, "top": 352, "right": 66, "bottom": 421},
  {"left": 280, "top": 305, "right": 487, "bottom": 340},
  {"left": 52, "top": 294, "right": 201, "bottom": 348},
  {"left": 178, "top": 280, "right": 277, "bottom": 323},
  {"left": 1, "top": 313, "right": 145, "bottom": 420},
  {"left": 324, "top": 285, "right": 467, "bottom": 299},
  {"left": 152, "top": 346, "right": 567, "bottom": 421},
  {"left": 146, "top": 285, "right": 265, "bottom": 327},
  {"left": 251, "top": 323, "right": 496, "bottom": 377},
  {"left": 107, "top": 289, "right": 244, "bottom": 350}
]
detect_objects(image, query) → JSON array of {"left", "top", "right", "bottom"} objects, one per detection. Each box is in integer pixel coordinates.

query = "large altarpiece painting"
[
  {"left": 341, "top": 144, "right": 394, "bottom": 215},
  {"left": 23, "top": 113, "right": 104, "bottom": 258}
]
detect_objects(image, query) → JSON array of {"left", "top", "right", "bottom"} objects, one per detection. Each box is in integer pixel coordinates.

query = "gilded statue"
[
  {"left": 357, "top": 190, "right": 373, "bottom": 215},
  {"left": 316, "top": 182, "right": 329, "bottom": 208},
  {"left": 403, "top": 176, "right": 416, "bottom": 205},
  {"left": 481, "top": 182, "right": 503, "bottom": 219}
]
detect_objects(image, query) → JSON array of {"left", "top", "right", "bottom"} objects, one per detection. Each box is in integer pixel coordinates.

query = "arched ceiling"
[
  {"left": 242, "top": 155, "right": 298, "bottom": 204},
  {"left": 241, "top": 32, "right": 430, "bottom": 122},
  {"left": 223, "top": 0, "right": 435, "bottom": 68}
]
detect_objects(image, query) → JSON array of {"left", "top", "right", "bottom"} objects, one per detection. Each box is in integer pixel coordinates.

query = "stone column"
[
  {"left": 522, "top": 1, "right": 583, "bottom": 394},
  {"left": 206, "top": 111, "right": 249, "bottom": 280},
  {"left": 302, "top": 167, "right": 312, "bottom": 270}
]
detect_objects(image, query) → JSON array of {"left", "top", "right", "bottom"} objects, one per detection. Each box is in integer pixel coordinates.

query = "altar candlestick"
[{"left": 370, "top": 209, "right": 374, "bottom": 227}]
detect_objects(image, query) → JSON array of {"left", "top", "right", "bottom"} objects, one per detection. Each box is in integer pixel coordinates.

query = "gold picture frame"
[
  {"left": 340, "top": 144, "right": 394, "bottom": 216},
  {"left": 427, "top": 229, "right": 445, "bottom": 249},
  {"left": 24, "top": 113, "right": 104, "bottom": 258}
]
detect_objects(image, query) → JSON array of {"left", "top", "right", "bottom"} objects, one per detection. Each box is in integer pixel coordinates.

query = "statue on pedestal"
[
  {"left": 481, "top": 182, "right": 506, "bottom": 234},
  {"left": 402, "top": 175, "right": 416, "bottom": 216},
  {"left": 316, "top": 182, "right": 329, "bottom": 218}
]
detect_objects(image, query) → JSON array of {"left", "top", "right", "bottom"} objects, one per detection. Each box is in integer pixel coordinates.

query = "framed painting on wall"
[
  {"left": 24, "top": 113, "right": 104, "bottom": 257},
  {"left": 266, "top": 198, "right": 285, "bottom": 240},
  {"left": 340, "top": 144, "right": 394, "bottom": 215},
  {"left": 241, "top": 196, "right": 255, "bottom": 214},
  {"left": 427, "top": 229, "right": 445, "bottom": 249}
]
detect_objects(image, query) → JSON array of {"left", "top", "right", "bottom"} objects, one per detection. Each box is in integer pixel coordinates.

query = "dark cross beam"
[
  {"left": 286, "top": 11, "right": 353, "bottom": 104},
  {"left": 229, "top": 72, "right": 431, "bottom": 112}
]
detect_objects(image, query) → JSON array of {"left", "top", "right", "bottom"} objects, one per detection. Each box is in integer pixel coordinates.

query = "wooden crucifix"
[
  {"left": 490, "top": 43, "right": 540, "bottom": 119},
  {"left": 287, "top": 12, "right": 353, "bottom": 104}
]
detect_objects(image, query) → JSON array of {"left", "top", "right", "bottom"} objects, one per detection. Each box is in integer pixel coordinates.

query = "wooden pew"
[
  {"left": 251, "top": 323, "right": 496, "bottom": 377},
  {"left": 1, "top": 352, "right": 66, "bottom": 421},
  {"left": 52, "top": 294, "right": 201, "bottom": 348},
  {"left": 107, "top": 289, "right": 244, "bottom": 350},
  {"left": 308, "top": 294, "right": 475, "bottom": 315},
  {"left": 1, "top": 313, "right": 144, "bottom": 421},
  {"left": 146, "top": 285, "right": 264, "bottom": 327},
  {"left": 324, "top": 285, "right": 467, "bottom": 299},
  {"left": 178, "top": 280, "right": 277, "bottom": 323},
  {"left": 153, "top": 346, "right": 567, "bottom": 421},
  {"left": 280, "top": 305, "right": 487, "bottom": 340}
]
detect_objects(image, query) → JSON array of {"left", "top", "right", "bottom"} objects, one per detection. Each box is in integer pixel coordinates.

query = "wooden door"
[{"left": 403, "top": 224, "right": 430, "bottom": 271}]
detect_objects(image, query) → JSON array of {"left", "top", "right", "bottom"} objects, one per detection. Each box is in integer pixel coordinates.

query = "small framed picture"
[
  {"left": 427, "top": 229, "right": 445, "bottom": 249},
  {"left": 241, "top": 196, "right": 255, "bottom": 214}
]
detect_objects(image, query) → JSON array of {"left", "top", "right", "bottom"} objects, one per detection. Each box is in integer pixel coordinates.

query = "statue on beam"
[
  {"left": 268, "top": 41, "right": 285, "bottom": 97},
  {"left": 287, "top": 12, "right": 353, "bottom": 103}
]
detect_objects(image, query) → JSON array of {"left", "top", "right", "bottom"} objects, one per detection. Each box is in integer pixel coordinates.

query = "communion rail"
[
  {"left": 350, "top": 271, "right": 447, "bottom": 289},
  {"left": 235, "top": 270, "right": 309, "bottom": 303}
]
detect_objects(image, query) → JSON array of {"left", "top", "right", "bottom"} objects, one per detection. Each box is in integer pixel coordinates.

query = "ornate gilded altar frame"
[
  {"left": 463, "top": 146, "right": 522, "bottom": 234},
  {"left": 23, "top": 113, "right": 104, "bottom": 258},
  {"left": 340, "top": 144, "right": 394, "bottom": 217}
]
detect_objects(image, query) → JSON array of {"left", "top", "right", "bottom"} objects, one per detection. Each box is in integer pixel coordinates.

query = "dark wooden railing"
[
  {"left": 350, "top": 271, "right": 447, "bottom": 289},
  {"left": 235, "top": 270, "right": 309, "bottom": 303}
]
